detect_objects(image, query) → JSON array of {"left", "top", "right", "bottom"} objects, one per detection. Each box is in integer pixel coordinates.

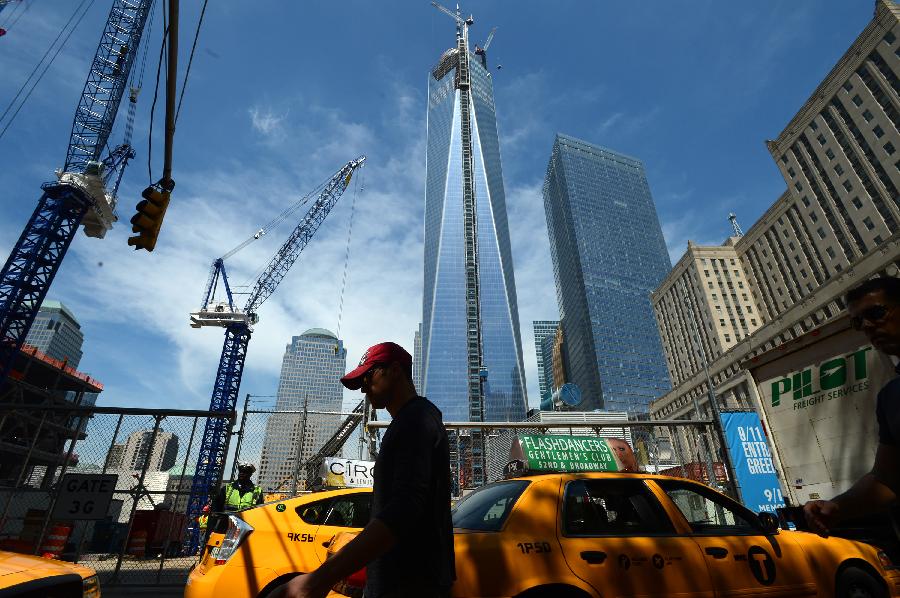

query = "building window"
[
  {"left": 734, "top": 270, "right": 740, "bottom": 277},
  {"left": 800, "top": 269, "right": 808, "bottom": 279},
  {"left": 787, "top": 167, "right": 796, "bottom": 178},
  {"left": 834, "top": 164, "right": 844, "bottom": 176},
  {"left": 842, "top": 180, "right": 853, "bottom": 192},
  {"left": 852, "top": 196, "right": 863, "bottom": 209},
  {"left": 738, "top": 281, "right": 744, "bottom": 288},
  {"left": 825, "top": 148, "right": 835, "bottom": 160},
  {"left": 751, "top": 319, "right": 758, "bottom": 326},
  {"left": 817, "top": 133, "right": 828, "bottom": 145},
  {"left": 788, "top": 241, "right": 795, "bottom": 251},
  {"left": 780, "top": 155, "right": 788, "bottom": 164},
  {"left": 719, "top": 319, "right": 726, "bottom": 326},
  {"left": 817, "top": 227, "right": 827, "bottom": 239},
  {"left": 885, "top": 31, "right": 897, "bottom": 44},
  {"left": 826, "top": 246, "right": 836, "bottom": 259},
  {"left": 777, "top": 216, "right": 784, "bottom": 226},
  {"left": 836, "top": 263, "right": 843, "bottom": 272},
  {"left": 896, "top": 159, "right": 900, "bottom": 172},
  {"left": 794, "top": 254, "right": 802, "bottom": 264},
  {"left": 801, "top": 195, "right": 810, "bottom": 207},
  {"left": 810, "top": 119, "right": 819, "bottom": 130},
  {"left": 864, "top": 216, "right": 875, "bottom": 230},
  {"left": 863, "top": 109, "right": 874, "bottom": 122},
  {"left": 747, "top": 305, "right": 753, "bottom": 313},
  {"left": 875, "top": 235, "right": 884, "bottom": 244},
  {"left": 852, "top": 95, "right": 863, "bottom": 107},
  {"left": 874, "top": 125, "right": 885, "bottom": 138},
  {"left": 885, "top": 142, "right": 896, "bottom": 155},
  {"left": 810, "top": 211, "right": 818, "bottom": 223},
  {"left": 704, "top": 270, "right": 710, "bottom": 277},
  {"left": 842, "top": 81, "right": 853, "bottom": 92}
]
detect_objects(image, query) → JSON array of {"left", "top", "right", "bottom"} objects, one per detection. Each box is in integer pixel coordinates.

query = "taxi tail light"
[
  {"left": 878, "top": 550, "right": 897, "bottom": 570},
  {"left": 214, "top": 515, "right": 253, "bottom": 565}
]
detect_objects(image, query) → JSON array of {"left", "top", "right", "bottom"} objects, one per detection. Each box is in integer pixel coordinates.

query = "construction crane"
[
  {"left": 0, "top": 0, "right": 155, "bottom": 387},
  {"left": 182, "top": 156, "right": 366, "bottom": 554}
]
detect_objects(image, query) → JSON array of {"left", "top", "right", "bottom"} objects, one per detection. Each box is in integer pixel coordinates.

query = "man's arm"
[
  {"left": 804, "top": 443, "right": 899, "bottom": 534},
  {"left": 273, "top": 519, "right": 397, "bottom": 598}
]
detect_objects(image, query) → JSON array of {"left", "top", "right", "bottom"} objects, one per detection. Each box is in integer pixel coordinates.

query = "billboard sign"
[
  {"left": 720, "top": 411, "right": 785, "bottom": 513},
  {"left": 506, "top": 434, "right": 637, "bottom": 476},
  {"left": 321, "top": 458, "right": 375, "bottom": 488}
]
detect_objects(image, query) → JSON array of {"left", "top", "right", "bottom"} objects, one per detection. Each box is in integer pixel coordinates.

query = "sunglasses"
[
  {"left": 361, "top": 365, "right": 385, "bottom": 385},
  {"left": 850, "top": 305, "right": 890, "bottom": 330}
]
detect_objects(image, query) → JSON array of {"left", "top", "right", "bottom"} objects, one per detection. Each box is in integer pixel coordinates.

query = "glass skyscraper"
[
  {"left": 532, "top": 320, "right": 559, "bottom": 400},
  {"left": 422, "top": 17, "right": 526, "bottom": 424},
  {"left": 25, "top": 300, "right": 84, "bottom": 367},
  {"left": 258, "top": 328, "right": 346, "bottom": 491},
  {"left": 543, "top": 134, "right": 671, "bottom": 414}
]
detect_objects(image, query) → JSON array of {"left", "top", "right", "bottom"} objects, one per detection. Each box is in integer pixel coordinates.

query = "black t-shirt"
[
  {"left": 367, "top": 397, "right": 455, "bottom": 597},
  {"left": 877, "top": 367, "right": 900, "bottom": 446}
]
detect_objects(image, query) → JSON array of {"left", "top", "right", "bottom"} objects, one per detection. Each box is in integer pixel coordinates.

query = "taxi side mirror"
[{"left": 758, "top": 512, "right": 779, "bottom": 534}]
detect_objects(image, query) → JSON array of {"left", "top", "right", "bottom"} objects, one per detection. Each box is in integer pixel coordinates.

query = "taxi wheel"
[{"left": 837, "top": 566, "right": 888, "bottom": 598}]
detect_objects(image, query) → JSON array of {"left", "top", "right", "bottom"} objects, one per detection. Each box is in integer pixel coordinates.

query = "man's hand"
[
  {"left": 268, "top": 573, "right": 331, "bottom": 598},
  {"left": 803, "top": 499, "right": 840, "bottom": 536}
]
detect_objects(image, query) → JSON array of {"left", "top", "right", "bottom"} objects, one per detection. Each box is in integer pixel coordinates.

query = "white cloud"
[{"left": 248, "top": 106, "right": 288, "bottom": 137}]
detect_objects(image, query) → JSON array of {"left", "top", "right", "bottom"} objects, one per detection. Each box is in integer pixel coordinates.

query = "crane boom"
[
  {"left": 0, "top": 0, "right": 154, "bottom": 388},
  {"left": 182, "top": 156, "right": 366, "bottom": 555}
]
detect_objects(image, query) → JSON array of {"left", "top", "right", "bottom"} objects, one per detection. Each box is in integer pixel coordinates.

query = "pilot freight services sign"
[{"left": 720, "top": 411, "right": 785, "bottom": 513}]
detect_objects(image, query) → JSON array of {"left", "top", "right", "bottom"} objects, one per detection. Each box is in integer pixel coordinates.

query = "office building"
[
  {"left": 413, "top": 323, "right": 423, "bottom": 392},
  {"left": 120, "top": 429, "right": 179, "bottom": 472},
  {"left": 651, "top": 0, "right": 900, "bottom": 421},
  {"left": 421, "top": 14, "right": 527, "bottom": 424},
  {"left": 258, "top": 329, "right": 347, "bottom": 491},
  {"left": 532, "top": 320, "right": 559, "bottom": 400},
  {"left": 543, "top": 134, "right": 672, "bottom": 414},
  {"left": 25, "top": 300, "right": 84, "bottom": 368}
]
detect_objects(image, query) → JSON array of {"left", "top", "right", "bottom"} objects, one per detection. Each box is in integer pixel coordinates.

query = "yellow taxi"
[
  {"left": 325, "top": 434, "right": 900, "bottom": 598},
  {"left": 184, "top": 486, "right": 372, "bottom": 598},
  {"left": 0, "top": 549, "right": 101, "bottom": 596}
]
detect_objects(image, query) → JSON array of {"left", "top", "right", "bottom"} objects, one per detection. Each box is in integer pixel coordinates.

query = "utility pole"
[
  {"left": 677, "top": 279, "right": 742, "bottom": 500},
  {"left": 290, "top": 396, "right": 309, "bottom": 496}
]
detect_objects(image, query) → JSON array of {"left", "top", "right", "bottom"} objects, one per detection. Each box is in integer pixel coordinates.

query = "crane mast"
[
  {"left": 0, "top": 0, "right": 154, "bottom": 386},
  {"left": 182, "top": 156, "right": 366, "bottom": 554}
]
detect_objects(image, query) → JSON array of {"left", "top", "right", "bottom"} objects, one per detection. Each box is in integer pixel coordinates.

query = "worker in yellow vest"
[
  {"left": 213, "top": 462, "right": 264, "bottom": 513},
  {"left": 198, "top": 504, "right": 210, "bottom": 531}
]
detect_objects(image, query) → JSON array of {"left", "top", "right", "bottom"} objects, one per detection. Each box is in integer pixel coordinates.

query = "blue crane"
[
  {"left": 0, "top": 0, "right": 155, "bottom": 385},
  {"left": 183, "top": 156, "right": 366, "bottom": 554}
]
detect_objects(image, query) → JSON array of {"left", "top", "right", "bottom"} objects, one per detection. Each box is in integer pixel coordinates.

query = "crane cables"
[
  {"left": 0, "top": 0, "right": 95, "bottom": 142},
  {"left": 0, "top": 0, "right": 29, "bottom": 34},
  {"left": 336, "top": 166, "right": 364, "bottom": 339}
]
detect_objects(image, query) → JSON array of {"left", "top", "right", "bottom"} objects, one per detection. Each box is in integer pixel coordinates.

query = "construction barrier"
[
  {"left": 39, "top": 524, "right": 72, "bottom": 558},
  {"left": 126, "top": 530, "right": 147, "bottom": 557}
]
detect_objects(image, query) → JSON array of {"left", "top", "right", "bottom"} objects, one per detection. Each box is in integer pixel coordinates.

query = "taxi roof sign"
[{"left": 504, "top": 434, "right": 638, "bottom": 478}]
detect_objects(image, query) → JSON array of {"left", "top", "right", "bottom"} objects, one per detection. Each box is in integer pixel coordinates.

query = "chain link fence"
[{"left": 0, "top": 403, "right": 234, "bottom": 587}]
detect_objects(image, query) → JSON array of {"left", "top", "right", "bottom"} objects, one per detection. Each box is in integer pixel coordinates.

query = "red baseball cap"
[{"left": 341, "top": 342, "right": 412, "bottom": 390}]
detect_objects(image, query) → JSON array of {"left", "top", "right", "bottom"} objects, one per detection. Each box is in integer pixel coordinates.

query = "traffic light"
[{"left": 127, "top": 185, "right": 171, "bottom": 252}]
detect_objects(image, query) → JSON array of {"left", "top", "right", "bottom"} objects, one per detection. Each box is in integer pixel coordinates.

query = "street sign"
[{"left": 52, "top": 473, "right": 118, "bottom": 520}]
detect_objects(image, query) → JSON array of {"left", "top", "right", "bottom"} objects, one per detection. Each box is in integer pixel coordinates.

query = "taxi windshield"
[{"left": 452, "top": 480, "right": 529, "bottom": 531}]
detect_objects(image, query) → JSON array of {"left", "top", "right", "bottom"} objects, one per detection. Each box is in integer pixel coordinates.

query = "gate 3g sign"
[{"left": 51, "top": 473, "right": 118, "bottom": 520}]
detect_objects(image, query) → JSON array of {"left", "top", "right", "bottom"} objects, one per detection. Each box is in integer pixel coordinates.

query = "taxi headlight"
[
  {"left": 82, "top": 574, "right": 101, "bottom": 598},
  {"left": 214, "top": 515, "right": 253, "bottom": 565},
  {"left": 878, "top": 550, "right": 897, "bottom": 570}
]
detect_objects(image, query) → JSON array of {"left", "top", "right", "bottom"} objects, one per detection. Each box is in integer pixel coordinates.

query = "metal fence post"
[
  {"left": 112, "top": 414, "right": 163, "bottom": 583},
  {"left": 34, "top": 410, "right": 86, "bottom": 556}
]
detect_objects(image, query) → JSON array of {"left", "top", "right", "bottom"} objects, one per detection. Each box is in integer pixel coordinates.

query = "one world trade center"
[{"left": 421, "top": 3, "right": 527, "bottom": 470}]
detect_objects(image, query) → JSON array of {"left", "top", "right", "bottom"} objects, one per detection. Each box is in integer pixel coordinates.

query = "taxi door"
[
  {"left": 652, "top": 479, "right": 817, "bottom": 597},
  {"left": 557, "top": 476, "right": 716, "bottom": 598},
  {"left": 311, "top": 492, "right": 372, "bottom": 563}
]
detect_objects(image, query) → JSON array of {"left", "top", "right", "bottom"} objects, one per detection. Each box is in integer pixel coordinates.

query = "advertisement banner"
[
  {"left": 321, "top": 458, "right": 375, "bottom": 488},
  {"left": 720, "top": 411, "right": 785, "bottom": 513},
  {"left": 507, "top": 434, "right": 638, "bottom": 475}
]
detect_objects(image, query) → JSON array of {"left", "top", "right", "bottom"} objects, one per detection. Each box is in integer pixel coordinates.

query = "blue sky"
[{"left": 0, "top": 1, "right": 875, "bottom": 413}]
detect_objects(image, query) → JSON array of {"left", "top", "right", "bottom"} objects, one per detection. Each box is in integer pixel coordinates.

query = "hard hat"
[
  {"left": 237, "top": 462, "right": 256, "bottom": 473},
  {"left": 202, "top": 505, "right": 210, "bottom": 513}
]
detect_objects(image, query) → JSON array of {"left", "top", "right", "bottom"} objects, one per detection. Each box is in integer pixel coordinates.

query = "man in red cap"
[{"left": 275, "top": 342, "right": 454, "bottom": 598}]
